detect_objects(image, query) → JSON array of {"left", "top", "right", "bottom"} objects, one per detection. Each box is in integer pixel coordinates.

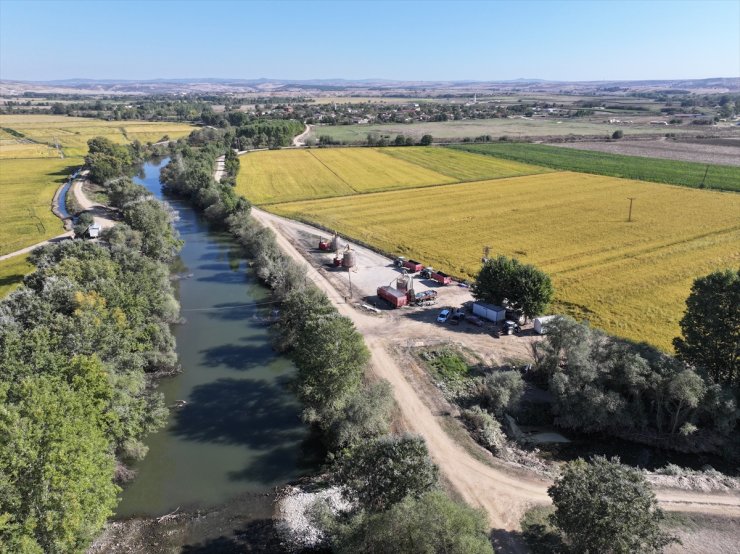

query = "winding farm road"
[
  {"left": 70, "top": 176, "right": 117, "bottom": 230},
  {"left": 250, "top": 207, "right": 740, "bottom": 532},
  {"left": 292, "top": 124, "right": 312, "bottom": 147}
]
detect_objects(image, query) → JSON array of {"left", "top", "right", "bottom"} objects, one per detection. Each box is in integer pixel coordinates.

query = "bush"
[
  {"left": 461, "top": 406, "right": 507, "bottom": 454},
  {"left": 481, "top": 370, "right": 524, "bottom": 415}
]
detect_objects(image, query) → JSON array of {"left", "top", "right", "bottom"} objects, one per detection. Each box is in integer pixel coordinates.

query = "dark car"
[
  {"left": 465, "top": 315, "right": 484, "bottom": 327},
  {"left": 505, "top": 309, "right": 525, "bottom": 325},
  {"left": 501, "top": 320, "right": 521, "bottom": 335}
]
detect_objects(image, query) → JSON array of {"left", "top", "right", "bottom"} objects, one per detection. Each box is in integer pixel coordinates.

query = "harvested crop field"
[
  {"left": 0, "top": 157, "right": 79, "bottom": 255},
  {"left": 236, "top": 147, "right": 544, "bottom": 204},
  {"left": 553, "top": 138, "right": 740, "bottom": 167},
  {"left": 269, "top": 171, "right": 740, "bottom": 350}
]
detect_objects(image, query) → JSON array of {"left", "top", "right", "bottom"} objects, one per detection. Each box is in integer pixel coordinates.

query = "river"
[{"left": 115, "top": 159, "right": 315, "bottom": 519}]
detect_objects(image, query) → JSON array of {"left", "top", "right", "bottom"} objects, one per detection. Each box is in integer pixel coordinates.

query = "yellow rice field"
[
  {"left": 236, "top": 146, "right": 545, "bottom": 204},
  {"left": 270, "top": 171, "right": 740, "bottom": 350},
  {"left": 0, "top": 157, "right": 79, "bottom": 255},
  {"left": 0, "top": 115, "right": 194, "bottom": 158},
  {"left": 381, "top": 146, "right": 551, "bottom": 181}
]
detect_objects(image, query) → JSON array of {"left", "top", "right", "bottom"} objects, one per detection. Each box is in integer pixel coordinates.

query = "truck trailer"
[
  {"left": 377, "top": 286, "right": 408, "bottom": 308},
  {"left": 403, "top": 259, "right": 424, "bottom": 273}
]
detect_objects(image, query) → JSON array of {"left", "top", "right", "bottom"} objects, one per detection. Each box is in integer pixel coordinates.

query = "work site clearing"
[{"left": 236, "top": 146, "right": 740, "bottom": 351}]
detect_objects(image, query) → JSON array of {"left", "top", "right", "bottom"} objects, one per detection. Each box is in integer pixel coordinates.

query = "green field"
[
  {"left": 451, "top": 143, "right": 740, "bottom": 192},
  {"left": 306, "top": 118, "right": 703, "bottom": 144},
  {"left": 269, "top": 171, "right": 740, "bottom": 351},
  {"left": 0, "top": 254, "right": 33, "bottom": 298},
  {"left": 236, "top": 147, "right": 545, "bottom": 204}
]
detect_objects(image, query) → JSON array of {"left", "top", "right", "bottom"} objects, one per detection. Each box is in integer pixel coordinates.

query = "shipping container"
[{"left": 472, "top": 302, "right": 506, "bottom": 323}]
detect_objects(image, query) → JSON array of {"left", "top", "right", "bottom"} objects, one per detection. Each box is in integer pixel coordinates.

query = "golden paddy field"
[
  {"left": 0, "top": 115, "right": 195, "bottom": 259},
  {"left": 267, "top": 170, "right": 740, "bottom": 350},
  {"left": 0, "top": 114, "right": 194, "bottom": 158},
  {"left": 236, "top": 146, "right": 546, "bottom": 204},
  {"left": 0, "top": 157, "right": 78, "bottom": 255}
]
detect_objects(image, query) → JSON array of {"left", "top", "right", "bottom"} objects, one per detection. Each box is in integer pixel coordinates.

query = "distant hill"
[{"left": 1, "top": 77, "right": 738, "bottom": 96}]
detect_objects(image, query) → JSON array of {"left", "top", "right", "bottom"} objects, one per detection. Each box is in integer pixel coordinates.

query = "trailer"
[
  {"left": 431, "top": 270, "right": 452, "bottom": 285},
  {"left": 403, "top": 259, "right": 424, "bottom": 273},
  {"left": 534, "top": 315, "right": 558, "bottom": 335},
  {"left": 472, "top": 302, "right": 506, "bottom": 323},
  {"left": 377, "top": 286, "right": 408, "bottom": 308},
  {"left": 318, "top": 238, "right": 331, "bottom": 250}
]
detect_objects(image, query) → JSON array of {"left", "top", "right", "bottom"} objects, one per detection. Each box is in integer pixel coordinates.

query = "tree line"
[{"left": 0, "top": 139, "right": 183, "bottom": 552}]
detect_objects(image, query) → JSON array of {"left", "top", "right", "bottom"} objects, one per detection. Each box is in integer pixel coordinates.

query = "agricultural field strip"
[
  {"left": 0, "top": 157, "right": 80, "bottom": 255},
  {"left": 451, "top": 143, "right": 740, "bottom": 192},
  {"left": 267, "top": 172, "right": 740, "bottom": 350},
  {"left": 237, "top": 146, "right": 546, "bottom": 205},
  {"left": 0, "top": 115, "right": 194, "bottom": 158}
]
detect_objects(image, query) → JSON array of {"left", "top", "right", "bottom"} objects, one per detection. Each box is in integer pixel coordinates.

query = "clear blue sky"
[{"left": 1, "top": 0, "right": 738, "bottom": 81}]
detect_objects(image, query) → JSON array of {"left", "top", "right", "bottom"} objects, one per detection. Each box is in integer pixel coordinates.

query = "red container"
[
  {"left": 377, "top": 286, "right": 408, "bottom": 308},
  {"left": 431, "top": 271, "right": 452, "bottom": 285},
  {"left": 403, "top": 259, "right": 424, "bottom": 273},
  {"left": 318, "top": 239, "right": 330, "bottom": 250}
]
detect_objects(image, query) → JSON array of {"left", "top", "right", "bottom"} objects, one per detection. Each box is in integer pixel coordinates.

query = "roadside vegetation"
[
  {"left": 0, "top": 138, "right": 183, "bottom": 552},
  {"left": 452, "top": 142, "right": 740, "bottom": 192}
]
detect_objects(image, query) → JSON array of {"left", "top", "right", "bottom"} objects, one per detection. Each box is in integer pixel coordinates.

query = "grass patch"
[
  {"left": 423, "top": 348, "right": 471, "bottom": 381},
  {"left": 451, "top": 143, "right": 740, "bottom": 192},
  {"left": 270, "top": 172, "right": 740, "bottom": 351},
  {"left": 0, "top": 254, "right": 34, "bottom": 297}
]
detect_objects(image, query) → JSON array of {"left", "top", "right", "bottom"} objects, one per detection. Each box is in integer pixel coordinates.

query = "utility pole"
[{"left": 627, "top": 197, "right": 636, "bottom": 222}]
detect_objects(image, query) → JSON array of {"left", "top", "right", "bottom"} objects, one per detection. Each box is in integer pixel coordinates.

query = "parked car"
[
  {"left": 501, "top": 320, "right": 521, "bottom": 335},
  {"left": 436, "top": 309, "right": 451, "bottom": 323}
]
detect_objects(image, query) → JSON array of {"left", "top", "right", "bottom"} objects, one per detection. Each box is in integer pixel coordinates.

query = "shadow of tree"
[
  {"left": 171, "top": 377, "right": 305, "bottom": 451},
  {"left": 199, "top": 338, "right": 277, "bottom": 369}
]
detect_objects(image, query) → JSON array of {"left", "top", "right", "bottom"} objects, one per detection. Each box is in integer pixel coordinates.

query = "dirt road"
[
  {"left": 70, "top": 175, "right": 117, "bottom": 230},
  {"left": 292, "top": 124, "right": 311, "bottom": 147},
  {"left": 251, "top": 207, "right": 740, "bottom": 531},
  {"left": 213, "top": 155, "right": 226, "bottom": 182}
]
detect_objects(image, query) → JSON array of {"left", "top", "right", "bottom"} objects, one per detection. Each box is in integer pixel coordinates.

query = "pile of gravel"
[{"left": 275, "top": 485, "right": 352, "bottom": 550}]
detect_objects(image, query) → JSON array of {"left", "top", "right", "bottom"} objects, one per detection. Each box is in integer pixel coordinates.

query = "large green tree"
[
  {"left": 548, "top": 457, "right": 677, "bottom": 553},
  {"left": 0, "top": 376, "right": 119, "bottom": 553},
  {"left": 674, "top": 269, "right": 739, "bottom": 387},
  {"left": 473, "top": 255, "right": 554, "bottom": 319},
  {"left": 337, "top": 434, "right": 438, "bottom": 512}
]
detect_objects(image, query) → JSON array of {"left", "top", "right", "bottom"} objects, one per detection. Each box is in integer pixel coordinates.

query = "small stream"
[{"left": 115, "top": 159, "right": 317, "bottom": 519}]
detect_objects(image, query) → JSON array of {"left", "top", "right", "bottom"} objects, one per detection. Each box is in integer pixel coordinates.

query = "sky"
[{"left": 1, "top": 0, "right": 739, "bottom": 82}]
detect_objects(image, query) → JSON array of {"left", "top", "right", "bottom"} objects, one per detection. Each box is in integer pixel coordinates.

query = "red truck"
[{"left": 377, "top": 286, "right": 408, "bottom": 308}]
